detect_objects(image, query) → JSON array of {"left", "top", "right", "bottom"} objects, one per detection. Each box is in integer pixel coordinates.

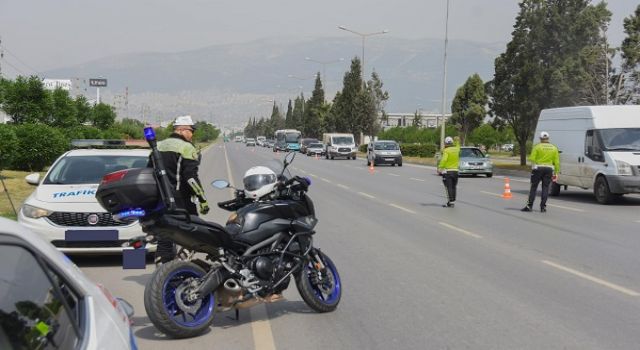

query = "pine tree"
[
  {"left": 285, "top": 100, "right": 293, "bottom": 128},
  {"left": 450, "top": 73, "right": 487, "bottom": 146},
  {"left": 613, "top": 5, "right": 640, "bottom": 104}
]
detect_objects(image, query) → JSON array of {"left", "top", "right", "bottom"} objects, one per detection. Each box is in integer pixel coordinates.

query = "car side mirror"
[{"left": 25, "top": 173, "right": 40, "bottom": 186}]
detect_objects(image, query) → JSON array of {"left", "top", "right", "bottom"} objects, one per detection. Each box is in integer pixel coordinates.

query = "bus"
[{"left": 274, "top": 129, "right": 302, "bottom": 151}]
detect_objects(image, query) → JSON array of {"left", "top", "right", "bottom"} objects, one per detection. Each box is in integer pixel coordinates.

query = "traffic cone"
[
  {"left": 368, "top": 161, "right": 375, "bottom": 174},
  {"left": 315, "top": 153, "right": 319, "bottom": 160},
  {"left": 502, "top": 177, "right": 512, "bottom": 199}
]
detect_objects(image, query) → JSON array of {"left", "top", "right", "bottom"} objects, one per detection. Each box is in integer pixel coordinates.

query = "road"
[{"left": 78, "top": 142, "right": 640, "bottom": 350}]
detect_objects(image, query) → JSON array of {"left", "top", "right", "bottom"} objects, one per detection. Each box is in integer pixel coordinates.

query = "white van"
[
  {"left": 322, "top": 133, "right": 357, "bottom": 159},
  {"left": 534, "top": 105, "right": 640, "bottom": 204}
]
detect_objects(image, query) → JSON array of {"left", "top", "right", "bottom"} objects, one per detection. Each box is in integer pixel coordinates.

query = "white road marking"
[
  {"left": 337, "top": 184, "right": 350, "bottom": 190},
  {"left": 389, "top": 203, "right": 416, "bottom": 214},
  {"left": 320, "top": 178, "right": 330, "bottom": 183},
  {"left": 410, "top": 177, "right": 426, "bottom": 182},
  {"left": 388, "top": 173, "right": 400, "bottom": 177},
  {"left": 480, "top": 191, "right": 502, "bottom": 197},
  {"left": 308, "top": 173, "right": 317, "bottom": 177},
  {"left": 358, "top": 192, "right": 375, "bottom": 199},
  {"left": 439, "top": 222, "right": 482, "bottom": 239},
  {"left": 250, "top": 306, "right": 277, "bottom": 350},
  {"left": 542, "top": 260, "right": 640, "bottom": 297},
  {"left": 225, "top": 146, "right": 278, "bottom": 349}
]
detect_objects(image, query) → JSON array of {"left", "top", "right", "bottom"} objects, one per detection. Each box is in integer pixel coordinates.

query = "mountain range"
[{"left": 44, "top": 36, "right": 506, "bottom": 129}]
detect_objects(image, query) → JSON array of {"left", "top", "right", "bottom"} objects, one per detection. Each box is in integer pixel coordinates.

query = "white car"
[
  {"left": 18, "top": 148, "right": 156, "bottom": 255},
  {"left": 0, "top": 217, "right": 137, "bottom": 349}
]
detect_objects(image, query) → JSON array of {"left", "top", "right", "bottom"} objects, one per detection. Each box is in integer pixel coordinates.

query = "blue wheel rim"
[
  {"left": 306, "top": 257, "right": 341, "bottom": 304},
  {"left": 162, "top": 267, "right": 214, "bottom": 327}
]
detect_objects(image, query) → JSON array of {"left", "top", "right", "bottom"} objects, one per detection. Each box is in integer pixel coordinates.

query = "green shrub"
[
  {"left": 82, "top": 127, "right": 103, "bottom": 139},
  {"left": 0, "top": 124, "right": 18, "bottom": 169},
  {"left": 359, "top": 144, "right": 368, "bottom": 153},
  {"left": 13, "top": 124, "right": 68, "bottom": 171},
  {"left": 400, "top": 143, "right": 437, "bottom": 157}
]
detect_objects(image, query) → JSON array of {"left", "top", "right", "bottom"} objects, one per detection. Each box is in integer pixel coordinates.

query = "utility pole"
[
  {"left": 439, "top": 0, "right": 451, "bottom": 151},
  {"left": 0, "top": 36, "right": 4, "bottom": 78}
]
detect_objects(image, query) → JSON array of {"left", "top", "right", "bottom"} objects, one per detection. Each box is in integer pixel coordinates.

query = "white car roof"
[{"left": 64, "top": 149, "right": 151, "bottom": 157}]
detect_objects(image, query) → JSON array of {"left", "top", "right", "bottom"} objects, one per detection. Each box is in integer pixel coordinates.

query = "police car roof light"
[{"left": 71, "top": 139, "right": 126, "bottom": 148}]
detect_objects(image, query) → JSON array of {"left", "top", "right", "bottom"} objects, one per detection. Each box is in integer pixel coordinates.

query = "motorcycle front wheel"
[
  {"left": 295, "top": 250, "right": 342, "bottom": 312},
  {"left": 144, "top": 260, "right": 215, "bottom": 338}
]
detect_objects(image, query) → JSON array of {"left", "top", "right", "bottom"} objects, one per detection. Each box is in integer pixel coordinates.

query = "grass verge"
[{"left": 0, "top": 170, "right": 39, "bottom": 220}]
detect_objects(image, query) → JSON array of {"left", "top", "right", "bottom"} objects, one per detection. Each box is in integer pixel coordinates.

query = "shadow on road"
[{"left": 510, "top": 189, "right": 640, "bottom": 206}]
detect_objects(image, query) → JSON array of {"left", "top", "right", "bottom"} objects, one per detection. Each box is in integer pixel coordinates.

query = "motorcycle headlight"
[
  {"left": 22, "top": 204, "right": 53, "bottom": 219},
  {"left": 616, "top": 160, "right": 633, "bottom": 176}
]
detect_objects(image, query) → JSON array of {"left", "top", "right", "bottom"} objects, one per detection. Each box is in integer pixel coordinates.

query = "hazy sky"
[{"left": 0, "top": 0, "right": 637, "bottom": 76}]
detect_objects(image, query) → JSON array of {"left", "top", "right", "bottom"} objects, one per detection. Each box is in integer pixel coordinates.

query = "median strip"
[
  {"left": 542, "top": 260, "right": 640, "bottom": 297},
  {"left": 439, "top": 222, "right": 482, "bottom": 239}
]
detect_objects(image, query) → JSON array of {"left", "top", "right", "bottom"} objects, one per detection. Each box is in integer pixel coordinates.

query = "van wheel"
[
  {"left": 398, "top": 161, "right": 403, "bottom": 167},
  {"left": 486, "top": 173, "right": 492, "bottom": 178},
  {"left": 330, "top": 156, "right": 334, "bottom": 160},
  {"left": 594, "top": 176, "right": 615, "bottom": 204},
  {"left": 550, "top": 182, "right": 561, "bottom": 196}
]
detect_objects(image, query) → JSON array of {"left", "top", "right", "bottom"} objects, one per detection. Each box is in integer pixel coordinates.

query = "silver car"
[
  {"left": 367, "top": 140, "right": 403, "bottom": 166},
  {"left": 0, "top": 217, "right": 137, "bottom": 349},
  {"left": 459, "top": 147, "right": 493, "bottom": 177}
]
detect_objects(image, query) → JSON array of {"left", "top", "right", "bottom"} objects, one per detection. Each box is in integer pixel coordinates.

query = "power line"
[
  {"left": 2, "top": 58, "right": 27, "bottom": 76},
  {"left": 3, "top": 47, "right": 40, "bottom": 75}
]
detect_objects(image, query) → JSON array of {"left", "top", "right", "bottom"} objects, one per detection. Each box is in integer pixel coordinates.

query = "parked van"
[
  {"left": 534, "top": 105, "right": 640, "bottom": 204},
  {"left": 322, "top": 133, "right": 357, "bottom": 160}
]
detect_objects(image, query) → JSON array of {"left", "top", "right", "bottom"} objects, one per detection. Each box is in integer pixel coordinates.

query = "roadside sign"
[{"left": 89, "top": 78, "right": 108, "bottom": 87}]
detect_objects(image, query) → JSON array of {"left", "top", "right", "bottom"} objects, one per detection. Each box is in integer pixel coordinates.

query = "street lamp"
[
  {"left": 304, "top": 57, "right": 345, "bottom": 84},
  {"left": 439, "top": 0, "right": 451, "bottom": 150},
  {"left": 338, "top": 25, "right": 389, "bottom": 81}
]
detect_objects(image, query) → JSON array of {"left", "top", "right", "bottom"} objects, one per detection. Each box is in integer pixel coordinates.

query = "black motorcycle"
[{"left": 96, "top": 127, "right": 341, "bottom": 338}]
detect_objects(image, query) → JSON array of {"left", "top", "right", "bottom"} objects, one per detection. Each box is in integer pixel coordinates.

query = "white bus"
[{"left": 274, "top": 129, "right": 302, "bottom": 151}]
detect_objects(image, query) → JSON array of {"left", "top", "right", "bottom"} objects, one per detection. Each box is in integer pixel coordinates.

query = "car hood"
[
  {"left": 609, "top": 151, "right": 640, "bottom": 165},
  {"left": 34, "top": 184, "right": 100, "bottom": 204},
  {"left": 460, "top": 157, "right": 490, "bottom": 162}
]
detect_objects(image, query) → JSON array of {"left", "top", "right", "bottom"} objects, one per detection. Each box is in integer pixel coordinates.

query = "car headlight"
[
  {"left": 22, "top": 204, "right": 53, "bottom": 219},
  {"left": 461, "top": 161, "right": 469, "bottom": 167},
  {"left": 616, "top": 160, "right": 633, "bottom": 176}
]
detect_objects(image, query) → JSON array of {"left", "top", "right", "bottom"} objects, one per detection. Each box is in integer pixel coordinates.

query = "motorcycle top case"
[{"left": 96, "top": 167, "right": 160, "bottom": 213}]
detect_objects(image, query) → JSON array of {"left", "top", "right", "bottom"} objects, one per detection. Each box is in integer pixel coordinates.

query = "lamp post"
[
  {"left": 439, "top": 0, "right": 451, "bottom": 151},
  {"left": 304, "top": 57, "right": 345, "bottom": 84},
  {"left": 338, "top": 26, "right": 389, "bottom": 81}
]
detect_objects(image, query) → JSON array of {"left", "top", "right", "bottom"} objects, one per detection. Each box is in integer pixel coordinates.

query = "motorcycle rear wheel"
[
  {"left": 144, "top": 260, "right": 215, "bottom": 338},
  {"left": 295, "top": 250, "right": 341, "bottom": 312}
]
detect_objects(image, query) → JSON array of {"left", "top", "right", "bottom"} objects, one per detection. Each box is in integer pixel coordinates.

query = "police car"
[{"left": 18, "top": 140, "right": 155, "bottom": 255}]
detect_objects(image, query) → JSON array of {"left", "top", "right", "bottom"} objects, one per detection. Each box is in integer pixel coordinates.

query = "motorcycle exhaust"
[
  {"left": 195, "top": 268, "right": 229, "bottom": 297},
  {"left": 216, "top": 279, "right": 243, "bottom": 309}
]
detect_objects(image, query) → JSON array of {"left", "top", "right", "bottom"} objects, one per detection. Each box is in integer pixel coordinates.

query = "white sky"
[{"left": 0, "top": 0, "right": 637, "bottom": 76}]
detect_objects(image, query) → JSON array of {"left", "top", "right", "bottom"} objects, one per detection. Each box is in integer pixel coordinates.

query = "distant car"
[
  {"left": 501, "top": 144, "right": 514, "bottom": 152},
  {"left": 300, "top": 138, "right": 319, "bottom": 154},
  {"left": 246, "top": 138, "right": 256, "bottom": 146},
  {"left": 0, "top": 217, "right": 138, "bottom": 349},
  {"left": 17, "top": 146, "right": 156, "bottom": 255},
  {"left": 367, "top": 140, "right": 403, "bottom": 166},
  {"left": 459, "top": 147, "right": 493, "bottom": 177},
  {"left": 273, "top": 141, "right": 287, "bottom": 152},
  {"left": 306, "top": 143, "right": 325, "bottom": 157}
]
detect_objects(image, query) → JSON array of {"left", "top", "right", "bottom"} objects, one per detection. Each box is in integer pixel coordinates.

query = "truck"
[
  {"left": 534, "top": 105, "right": 640, "bottom": 204},
  {"left": 322, "top": 133, "right": 357, "bottom": 160}
]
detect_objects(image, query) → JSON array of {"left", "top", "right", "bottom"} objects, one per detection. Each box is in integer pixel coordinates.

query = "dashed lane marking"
[
  {"left": 410, "top": 177, "right": 426, "bottom": 182},
  {"left": 542, "top": 260, "right": 640, "bottom": 297},
  {"left": 439, "top": 222, "right": 482, "bottom": 239},
  {"left": 358, "top": 192, "right": 375, "bottom": 199},
  {"left": 337, "top": 184, "right": 350, "bottom": 190},
  {"left": 388, "top": 173, "right": 400, "bottom": 177},
  {"left": 389, "top": 203, "right": 416, "bottom": 214}
]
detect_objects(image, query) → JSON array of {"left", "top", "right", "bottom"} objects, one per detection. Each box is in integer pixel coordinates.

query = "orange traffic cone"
[
  {"left": 368, "top": 161, "right": 375, "bottom": 174},
  {"left": 502, "top": 177, "right": 513, "bottom": 199}
]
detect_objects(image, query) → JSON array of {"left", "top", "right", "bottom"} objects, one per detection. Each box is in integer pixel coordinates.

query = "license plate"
[
  {"left": 65, "top": 230, "right": 119, "bottom": 242},
  {"left": 385, "top": 158, "right": 395, "bottom": 161}
]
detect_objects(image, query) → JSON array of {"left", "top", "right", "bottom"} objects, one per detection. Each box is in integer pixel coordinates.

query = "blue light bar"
[
  {"left": 144, "top": 127, "right": 156, "bottom": 141},
  {"left": 114, "top": 208, "right": 146, "bottom": 221}
]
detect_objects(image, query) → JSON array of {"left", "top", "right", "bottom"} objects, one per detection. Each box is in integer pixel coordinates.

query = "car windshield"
[
  {"left": 309, "top": 143, "right": 323, "bottom": 148},
  {"left": 374, "top": 142, "right": 399, "bottom": 150},
  {"left": 333, "top": 137, "right": 353, "bottom": 145},
  {"left": 460, "top": 148, "right": 485, "bottom": 158},
  {"left": 599, "top": 128, "right": 640, "bottom": 151},
  {"left": 44, "top": 155, "right": 149, "bottom": 185}
]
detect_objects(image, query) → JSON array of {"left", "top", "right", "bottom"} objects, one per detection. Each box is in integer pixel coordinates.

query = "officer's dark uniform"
[{"left": 149, "top": 133, "right": 208, "bottom": 263}]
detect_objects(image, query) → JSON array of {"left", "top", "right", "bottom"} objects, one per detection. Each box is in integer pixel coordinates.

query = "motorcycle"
[{"left": 96, "top": 127, "right": 341, "bottom": 338}]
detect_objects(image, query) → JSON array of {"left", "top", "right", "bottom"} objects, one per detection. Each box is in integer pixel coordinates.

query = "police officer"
[
  {"left": 438, "top": 136, "right": 460, "bottom": 208},
  {"left": 151, "top": 115, "right": 210, "bottom": 264},
  {"left": 522, "top": 131, "right": 560, "bottom": 213}
]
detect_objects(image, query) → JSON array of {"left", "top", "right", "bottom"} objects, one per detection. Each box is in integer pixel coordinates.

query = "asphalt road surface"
[{"left": 77, "top": 142, "right": 640, "bottom": 350}]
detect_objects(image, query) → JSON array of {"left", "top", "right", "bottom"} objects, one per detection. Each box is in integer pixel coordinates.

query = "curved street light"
[
  {"left": 338, "top": 26, "right": 389, "bottom": 81},
  {"left": 304, "top": 57, "right": 345, "bottom": 84}
]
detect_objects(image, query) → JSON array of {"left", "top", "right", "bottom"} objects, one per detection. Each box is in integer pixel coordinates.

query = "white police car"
[
  {"left": 0, "top": 217, "right": 138, "bottom": 349},
  {"left": 18, "top": 142, "right": 155, "bottom": 255}
]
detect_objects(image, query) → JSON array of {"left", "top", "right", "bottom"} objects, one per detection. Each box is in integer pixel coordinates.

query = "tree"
[
  {"left": 91, "top": 103, "right": 116, "bottom": 129},
  {"left": 612, "top": 5, "right": 640, "bottom": 104},
  {"left": 304, "top": 73, "right": 326, "bottom": 137},
  {"left": 269, "top": 102, "right": 285, "bottom": 131},
  {"left": 0, "top": 124, "right": 18, "bottom": 169},
  {"left": 13, "top": 124, "right": 68, "bottom": 171},
  {"left": 332, "top": 58, "right": 364, "bottom": 140},
  {"left": 74, "top": 95, "right": 92, "bottom": 124},
  {"left": 2, "top": 76, "right": 51, "bottom": 124},
  {"left": 285, "top": 100, "right": 293, "bottom": 128},
  {"left": 469, "top": 123, "right": 498, "bottom": 151},
  {"left": 490, "top": 0, "right": 611, "bottom": 165},
  {"left": 412, "top": 110, "right": 423, "bottom": 127},
  {"left": 365, "top": 70, "right": 389, "bottom": 138},
  {"left": 50, "top": 88, "right": 77, "bottom": 128},
  {"left": 450, "top": 73, "right": 487, "bottom": 146}
]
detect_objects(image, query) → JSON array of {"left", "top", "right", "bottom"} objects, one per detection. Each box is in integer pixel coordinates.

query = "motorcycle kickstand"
[{"left": 226, "top": 308, "right": 240, "bottom": 321}]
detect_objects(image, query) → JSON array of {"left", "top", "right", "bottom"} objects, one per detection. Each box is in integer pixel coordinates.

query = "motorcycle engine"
[{"left": 251, "top": 256, "right": 275, "bottom": 281}]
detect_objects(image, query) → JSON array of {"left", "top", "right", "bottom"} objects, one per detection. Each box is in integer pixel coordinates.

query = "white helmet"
[
  {"left": 540, "top": 131, "right": 549, "bottom": 139},
  {"left": 444, "top": 136, "right": 454, "bottom": 145},
  {"left": 174, "top": 115, "right": 196, "bottom": 129},
  {"left": 243, "top": 166, "right": 277, "bottom": 200}
]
